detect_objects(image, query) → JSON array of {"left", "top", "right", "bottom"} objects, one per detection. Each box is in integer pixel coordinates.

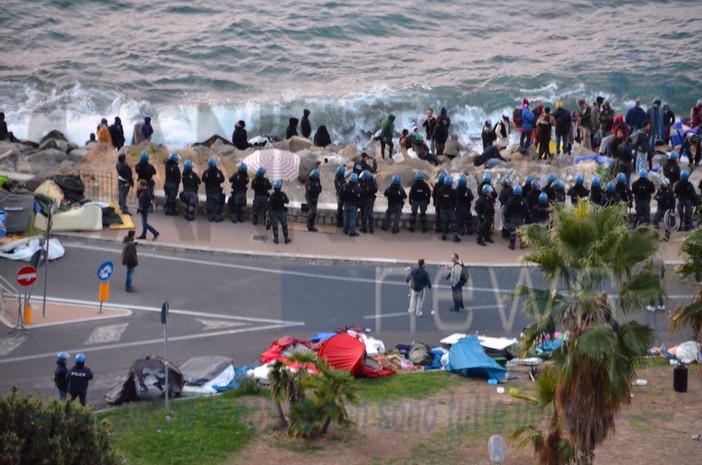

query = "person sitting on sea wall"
[{"left": 443, "top": 133, "right": 462, "bottom": 160}]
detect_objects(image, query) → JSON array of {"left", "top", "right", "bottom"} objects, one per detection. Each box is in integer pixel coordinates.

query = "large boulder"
[
  {"left": 39, "top": 130, "right": 68, "bottom": 145},
  {"left": 38, "top": 137, "right": 70, "bottom": 153},
  {"left": 67, "top": 148, "right": 91, "bottom": 162},
  {"left": 211, "top": 139, "right": 236, "bottom": 157},
  {"left": 337, "top": 144, "right": 358, "bottom": 159},
  {"left": 28, "top": 148, "right": 67, "bottom": 167},
  {"left": 298, "top": 150, "right": 320, "bottom": 182},
  {"left": 281, "top": 136, "right": 313, "bottom": 153}
]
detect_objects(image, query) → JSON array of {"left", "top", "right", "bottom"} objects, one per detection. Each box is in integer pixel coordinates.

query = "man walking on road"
[
  {"left": 446, "top": 253, "right": 467, "bottom": 312},
  {"left": 407, "top": 259, "right": 432, "bottom": 317},
  {"left": 122, "top": 230, "right": 139, "bottom": 293},
  {"left": 67, "top": 353, "right": 93, "bottom": 407}
]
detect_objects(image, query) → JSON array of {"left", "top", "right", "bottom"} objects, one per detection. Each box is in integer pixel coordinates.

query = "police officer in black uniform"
[
  {"left": 526, "top": 180, "right": 542, "bottom": 212},
  {"left": 631, "top": 169, "right": 655, "bottom": 226},
  {"left": 340, "top": 173, "right": 361, "bottom": 236},
  {"left": 228, "top": 163, "right": 249, "bottom": 223},
  {"left": 614, "top": 173, "right": 633, "bottom": 209},
  {"left": 67, "top": 353, "right": 93, "bottom": 407},
  {"left": 135, "top": 151, "right": 157, "bottom": 197},
  {"left": 359, "top": 170, "right": 378, "bottom": 233},
  {"left": 54, "top": 352, "right": 70, "bottom": 400},
  {"left": 334, "top": 165, "right": 346, "bottom": 227},
  {"left": 455, "top": 175, "right": 474, "bottom": 235},
  {"left": 408, "top": 171, "right": 431, "bottom": 233},
  {"left": 202, "top": 157, "right": 225, "bottom": 222},
  {"left": 437, "top": 176, "right": 460, "bottom": 242},
  {"left": 475, "top": 185, "right": 495, "bottom": 246},
  {"left": 674, "top": 169, "right": 696, "bottom": 231},
  {"left": 505, "top": 185, "right": 529, "bottom": 249},
  {"left": 567, "top": 175, "right": 589, "bottom": 205},
  {"left": 180, "top": 160, "right": 201, "bottom": 221},
  {"left": 268, "top": 180, "right": 291, "bottom": 244},
  {"left": 601, "top": 182, "right": 623, "bottom": 206},
  {"left": 116, "top": 154, "right": 133, "bottom": 214},
  {"left": 654, "top": 178, "right": 675, "bottom": 239},
  {"left": 589, "top": 177, "right": 603, "bottom": 206},
  {"left": 305, "top": 169, "right": 322, "bottom": 231},
  {"left": 432, "top": 173, "right": 445, "bottom": 233},
  {"left": 530, "top": 192, "right": 551, "bottom": 225},
  {"left": 663, "top": 152, "right": 681, "bottom": 186},
  {"left": 163, "top": 152, "right": 181, "bottom": 216},
  {"left": 382, "top": 175, "right": 407, "bottom": 233},
  {"left": 251, "top": 167, "right": 272, "bottom": 225}
]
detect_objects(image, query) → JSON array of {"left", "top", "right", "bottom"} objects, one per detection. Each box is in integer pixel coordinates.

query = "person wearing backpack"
[
  {"left": 406, "top": 259, "right": 432, "bottom": 317},
  {"left": 446, "top": 253, "right": 468, "bottom": 312}
]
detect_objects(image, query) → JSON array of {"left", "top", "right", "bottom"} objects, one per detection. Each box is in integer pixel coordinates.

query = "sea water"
[{"left": 1, "top": 0, "right": 699, "bottom": 148}]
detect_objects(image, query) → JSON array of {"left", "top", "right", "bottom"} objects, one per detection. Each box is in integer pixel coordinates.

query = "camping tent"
[
  {"left": 446, "top": 335, "right": 507, "bottom": 381},
  {"left": 105, "top": 356, "right": 184, "bottom": 405},
  {"left": 0, "top": 189, "right": 34, "bottom": 234},
  {"left": 318, "top": 332, "right": 394, "bottom": 378}
]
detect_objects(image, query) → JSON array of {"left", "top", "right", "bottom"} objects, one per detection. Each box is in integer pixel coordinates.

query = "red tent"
[{"left": 318, "top": 333, "right": 393, "bottom": 378}]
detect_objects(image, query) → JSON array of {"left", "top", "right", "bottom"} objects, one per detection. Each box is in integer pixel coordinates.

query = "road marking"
[
  {"left": 84, "top": 323, "right": 129, "bottom": 345},
  {"left": 362, "top": 304, "right": 503, "bottom": 320},
  {"left": 0, "top": 321, "right": 303, "bottom": 365},
  {"left": 196, "top": 318, "right": 246, "bottom": 331},
  {"left": 0, "top": 336, "right": 27, "bottom": 356}
]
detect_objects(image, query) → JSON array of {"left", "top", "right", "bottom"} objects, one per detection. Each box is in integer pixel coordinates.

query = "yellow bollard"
[
  {"left": 99, "top": 282, "right": 110, "bottom": 302},
  {"left": 24, "top": 304, "right": 32, "bottom": 325}
]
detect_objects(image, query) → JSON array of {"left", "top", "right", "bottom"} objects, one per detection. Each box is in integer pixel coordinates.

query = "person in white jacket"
[{"left": 446, "top": 253, "right": 465, "bottom": 312}]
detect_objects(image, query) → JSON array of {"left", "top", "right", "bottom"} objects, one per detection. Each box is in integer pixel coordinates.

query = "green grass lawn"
[{"left": 356, "top": 370, "right": 463, "bottom": 402}]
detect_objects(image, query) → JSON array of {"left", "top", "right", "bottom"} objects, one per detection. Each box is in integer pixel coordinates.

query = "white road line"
[
  {"left": 0, "top": 321, "right": 303, "bottom": 365},
  {"left": 0, "top": 336, "right": 27, "bottom": 356},
  {"left": 363, "top": 304, "right": 503, "bottom": 320},
  {"left": 84, "top": 323, "right": 129, "bottom": 345},
  {"left": 196, "top": 318, "right": 246, "bottom": 331},
  {"left": 64, "top": 243, "right": 516, "bottom": 293}
]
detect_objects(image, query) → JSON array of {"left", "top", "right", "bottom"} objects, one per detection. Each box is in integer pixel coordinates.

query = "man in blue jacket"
[
  {"left": 407, "top": 259, "right": 432, "bottom": 317},
  {"left": 519, "top": 103, "right": 535, "bottom": 154}
]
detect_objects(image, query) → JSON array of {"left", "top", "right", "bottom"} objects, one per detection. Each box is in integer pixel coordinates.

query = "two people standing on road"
[{"left": 53, "top": 352, "right": 93, "bottom": 406}]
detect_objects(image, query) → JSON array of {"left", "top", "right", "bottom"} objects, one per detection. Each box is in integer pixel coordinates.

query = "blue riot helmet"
[
  {"left": 616, "top": 172, "right": 626, "bottom": 184},
  {"left": 444, "top": 176, "right": 453, "bottom": 186},
  {"left": 239, "top": 162, "right": 248, "bottom": 172},
  {"left": 438, "top": 172, "right": 446, "bottom": 183},
  {"left": 575, "top": 174, "right": 584, "bottom": 184},
  {"left": 273, "top": 179, "right": 282, "bottom": 189},
  {"left": 349, "top": 173, "right": 359, "bottom": 183},
  {"left": 56, "top": 352, "right": 70, "bottom": 363},
  {"left": 256, "top": 167, "right": 266, "bottom": 177},
  {"left": 502, "top": 176, "right": 512, "bottom": 186},
  {"left": 682, "top": 169, "right": 690, "bottom": 180},
  {"left": 483, "top": 173, "right": 492, "bottom": 183},
  {"left": 336, "top": 165, "right": 345, "bottom": 176},
  {"left": 482, "top": 184, "right": 492, "bottom": 194},
  {"left": 310, "top": 169, "right": 320, "bottom": 179},
  {"left": 168, "top": 152, "right": 178, "bottom": 162},
  {"left": 208, "top": 157, "right": 217, "bottom": 167},
  {"left": 392, "top": 174, "right": 401, "bottom": 185},
  {"left": 513, "top": 185, "right": 522, "bottom": 196},
  {"left": 547, "top": 173, "right": 556, "bottom": 183},
  {"left": 592, "top": 176, "right": 600, "bottom": 186},
  {"left": 140, "top": 151, "right": 149, "bottom": 161},
  {"left": 607, "top": 181, "right": 615, "bottom": 192},
  {"left": 458, "top": 175, "right": 467, "bottom": 186},
  {"left": 75, "top": 353, "right": 86, "bottom": 363},
  {"left": 362, "top": 170, "right": 372, "bottom": 180},
  {"left": 415, "top": 171, "right": 425, "bottom": 181},
  {"left": 669, "top": 151, "right": 678, "bottom": 160},
  {"left": 524, "top": 175, "right": 533, "bottom": 184},
  {"left": 539, "top": 192, "right": 548, "bottom": 204},
  {"left": 639, "top": 169, "right": 648, "bottom": 178},
  {"left": 184, "top": 160, "right": 193, "bottom": 170},
  {"left": 555, "top": 180, "right": 564, "bottom": 191}
]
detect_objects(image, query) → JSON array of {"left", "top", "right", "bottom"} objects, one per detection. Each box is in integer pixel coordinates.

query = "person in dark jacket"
[
  {"left": 663, "top": 152, "right": 681, "bottom": 186},
  {"left": 202, "top": 157, "right": 225, "bottom": 222},
  {"left": 505, "top": 185, "right": 529, "bottom": 249},
  {"left": 135, "top": 151, "right": 157, "bottom": 196},
  {"left": 406, "top": 259, "right": 432, "bottom": 317},
  {"left": 300, "top": 109, "right": 312, "bottom": 139},
  {"left": 352, "top": 152, "right": 377, "bottom": 176},
  {"left": 530, "top": 192, "right": 551, "bottom": 225},
  {"left": 433, "top": 173, "right": 445, "bottom": 233},
  {"left": 251, "top": 167, "right": 272, "bottom": 225},
  {"left": 334, "top": 165, "right": 346, "bottom": 227},
  {"left": 481, "top": 120, "right": 496, "bottom": 150},
  {"left": 67, "top": 353, "right": 94, "bottom": 406},
  {"left": 589, "top": 177, "right": 603, "bottom": 205},
  {"left": 54, "top": 352, "right": 70, "bottom": 400},
  {"left": 422, "top": 109, "right": 437, "bottom": 153},
  {"left": 437, "top": 176, "right": 460, "bottom": 242},
  {"left": 475, "top": 185, "right": 495, "bottom": 246},
  {"left": 163, "top": 152, "right": 181, "bottom": 216},
  {"left": 268, "top": 180, "right": 291, "bottom": 244},
  {"left": 121, "top": 230, "right": 139, "bottom": 292},
  {"left": 663, "top": 104, "right": 675, "bottom": 144},
  {"left": 305, "top": 169, "right": 322, "bottom": 231},
  {"left": 474, "top": 144, "right": 510, "bottom": 167},
  {"left": 433, "top": 117, "right": 450, "bottom": 155},
  {"left": 614, "top": 173, "right": 633, "bottom": 207},
  {"left": 653, "top": 178, "right": 675, "bottom": 238},
  {"left": 232, "top": 120, "right": 251, "bottom": 150},
  {"left": 116, "top": 153, "right": 134, "bottom": 214},
  {"left": 625, "top": 99, "right": 646, "bottom": 132},
  {"left": 526, "top": 180, "right": 542, "bottom": 210},
  {"left": 381, "top": 175, "right": 407, "bottom": 233},
  {"left": 137, "top": 179, "right": 159, "bottom": 240},
  {"left": 409, "top": 171, "right": 431, "bottom": 233},
  {"left": 141, "top": 116, "right": 154, "bottom": 140},
  {"left": 567, "top": 174, "right": 589, "bottom": 205},
  {"left": 380, "top": 114, "right": 395, "bottom": 159},
  {"left": 286, "top": 117, "right": 299, "bottom": 139},
  {"left": 455, "top": 175, "right": 474, "bottom": 235},
  {"left": 109, "top": 116, "right": 125, "bottom": 150},
  {"left": 646, "top": 99, "right": 665, "bottom": 146},
  {"left": 553, "top": 100, "right": 571, "bottom": 156},
  {"left": 313, "top": 125, "right": 332, "bottom": 147},
  {"left": 601, "top": 181, "right": 623, "bottom": 207},
  {"left": 340, "top": 173, "right": 361, "bottom": 236},
  {"left": 632, "top": 169, "right": 655, "bottom": 226},
  {"left": 674, "top": 169, "right": 697, "bottom": 231},
  {"left": 683, "top": 134, "right": 701, "bottom": 167},
  {"left": 180, "top": 160, "right": 201, "bottom": 221},
  {"left": 228, "top": 163, "right": 249, "bottom": 223},
  {"left": 359, "top": 170, "right": 378, "bottom": 233}
]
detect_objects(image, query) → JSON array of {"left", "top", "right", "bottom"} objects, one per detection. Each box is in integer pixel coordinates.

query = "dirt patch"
[{"left": 230, "top": 364, "right": 702, "bottom": 465}]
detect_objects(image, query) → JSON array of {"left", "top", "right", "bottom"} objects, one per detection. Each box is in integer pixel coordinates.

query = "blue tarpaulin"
[{"left": 446, "top": 336, "right": 507, "bottom": 381}]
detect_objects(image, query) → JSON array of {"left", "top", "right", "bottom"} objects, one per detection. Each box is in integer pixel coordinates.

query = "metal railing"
[{"left": 78, "top": 170, "right": 115, "bottom": 203}]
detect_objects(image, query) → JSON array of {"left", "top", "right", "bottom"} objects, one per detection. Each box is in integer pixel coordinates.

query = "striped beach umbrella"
[{"left": 243, "top": 149, "right": 301, "bottom": 181}]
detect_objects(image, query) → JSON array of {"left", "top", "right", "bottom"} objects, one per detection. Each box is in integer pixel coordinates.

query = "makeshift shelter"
[
  {"left": 105, "top": 356, "right": 184, "bottom": 405},
  {"left": 243, "top": 149, "right": 300, "bottom": 181},
  {"left": 318, "top": 332, "right": 393, "bottom": 378},
  {"left": 179, "top": 355, "right": 250, "bottom": 395},
  {"left": 260, "top": 336, "right": 316, "bottom": 364},
  {"left": 0, "top": 189, "right": 34, "bottom": 234},
  {"left": 446, "top": 336, "right": 507, "bottom": 381}
]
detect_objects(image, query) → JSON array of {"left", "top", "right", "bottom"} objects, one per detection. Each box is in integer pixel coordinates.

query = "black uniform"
[
  {"left": 54, "top": 361, "right": 68, "bottom": 399},
  {"left": 455, "top": 185, "right": 474, "bottom": 235},
  {"left": 382, "top": 184, "right": 407, "bottom": 233},
  {"left": 631, "top": 177, "right": 655, "bottom": 225},
  {"left": 180, "top": 169, "right": 201, "bottom": 221},
  {"left": 498, "top": 185, "right": 513, "bottom": 238},
  {"left": 567, "top": 184, "right": 589, "bottom": 205},
  {"left": 526, "top": 186, "right": 542, "bottom": 211},
  {"left": 135, "top": 159, "right": 157, "bottom": 196},
  {"left": 268, "top": 189, "right": 290, "bottom": 243},
  {"left": 340, "top": 181, "right": 362, "bottom": 236},
  {"left": 662, "top": 159, "right": 681, "bottom": 186},
  {"left": 654, "top": 186, "right": 675, "bottom": 237},
  {"left": 228, "top": 170, "right": 249, "bottom": 222},
  {"left": 305, "top": 178, "right": 322, "bottom": 231},
  {"left": 202, "top": 166, "right": 225, "bottom": 222},
  {"left": 116, "top": 158, "right": 133, "bottom": 214},
  {"left": 674, "top": 179, "right": 697, "bottom": 230},
  {"left": 359, "top": 177, "right": 378, "bottom": 233},
  {"left": 615, "top": 182, "right": 633, "bottom": 208},
  {"left": 67, "top": 362, "right": 94, "bottom": 406},
  {"left": 251, "top": 175, "right": 272, "bottom": 225},
  {"left": 505, "top": 195, "right": 528, "bottom": 249},
  {"left": 163, "top": 159, "right": 181, "bottom": 216},
  {"left": 590, "top": 185, "right": 603, "bottom": 206},
  {"left": 475, "top": 192, "right": 495, "bottom": 245},
  {"left": 409, "top": 179, "right": 431, "bottom": 232},
  {"left": 432, "top": 179, "right": 444, "bottom": 232},
  {"left": 334, "top": 172, "right": 346, "bottom": 227},
  {"left": 601, "top": 190, "right": 623, "bottom": 207},
  {"left": 554, "top": 188, "right": 566, "bottom": 204},
  {"left": 437, "top": 184, "right": 460, "bottom": 242},
  {"left": 530, "top": 202, "right": 550, "bottom": 225}
]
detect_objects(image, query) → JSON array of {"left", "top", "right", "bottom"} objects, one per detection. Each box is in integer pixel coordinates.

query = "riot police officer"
[
  {"left": 475, "top": 185, "right": 495, "bottom": 246},
  {"left": 567, "top": 174, "right": 589, "bottom": 205},
  {"left": 163, "top": 152, "right": 181, "bottom": 216},
  {"left": 228, "top": 163, "right": 249, "bottom": 223},
  {"left": 67, "top": 353, "right": 93, "bottom": 407},
  {"left": 408, "top": 171, "right": 431, "bottom": 233},
  {"left": 382, "top": 175, "right": 407, "bottom": 233},
  {"left": 505, "top": 185, "right": 528, "bottom": 249},
  {"left": 340, "top": 173, "right": 361, "bottom": 236},
  {"left": 674, "top": 169, "right": 697, "bottom": 231},
  {"left": 334, "top": 165, "right": 346, "bottom": 227},
  {"left": 180, "top": 160, "right": 201, "bottom": 221},
  {"left": 455, "top": 175, "right": 474, "bottom": 235},
  {"left": 631, "top": 169, "right": 655, "bottom": 226},
  {"left": 359, "top": 170, "right": 378, "bottom": 233},
  {"left": 202, "top": 157, "right": 225, "bottom": 222},
  {"left": 251, "top": 167, "right": 272, "bottom": 225},
  {"left": 437, "top": 176, "right": 460, "bottom": 242},
  {"left": 268, "top": 180, "right": 291, "bottom": 244},
  {"left": 135, "top": 151, "right": 156, "bottom": 197},
  {"left": 305, "top": 169, "right": 322, "bottom": 231}
]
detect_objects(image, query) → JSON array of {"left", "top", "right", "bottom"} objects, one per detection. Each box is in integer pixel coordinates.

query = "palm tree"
[
  {"left": 672, "top": 228, "right": 702, "bottom": 341},
  {"left": 309, "top": 363, "right": 359, "bottom": 435},
  {"left": 514, "top": 200, "right": 661, "bottom": 465}
]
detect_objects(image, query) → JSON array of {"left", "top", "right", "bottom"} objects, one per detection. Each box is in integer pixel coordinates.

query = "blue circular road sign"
[{"left": 97, "top": 261, "right": 114, "bottom": 281}]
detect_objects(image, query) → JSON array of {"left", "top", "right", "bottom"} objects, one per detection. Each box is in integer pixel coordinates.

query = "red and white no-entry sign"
[{"left": 16, "top": 265, "right": 38, "bottom": 287}]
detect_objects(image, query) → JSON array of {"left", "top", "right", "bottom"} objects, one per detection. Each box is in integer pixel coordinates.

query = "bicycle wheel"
[{"left": 664, "top": 209, "right": 681, "bottom": 233}]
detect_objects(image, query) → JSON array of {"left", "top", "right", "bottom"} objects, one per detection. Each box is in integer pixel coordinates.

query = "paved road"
[{"left": 0, "top": 241, "right": 694, "bottom": 407}]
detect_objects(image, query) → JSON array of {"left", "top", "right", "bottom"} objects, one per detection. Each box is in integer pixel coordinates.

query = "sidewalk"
[{"left": 1, "top": 299, "right": 131, "bottom": 329}]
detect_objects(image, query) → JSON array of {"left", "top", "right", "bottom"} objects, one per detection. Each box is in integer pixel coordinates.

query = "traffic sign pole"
[
  {"left": 13, "top": 265, "right": 37, "bottom": 334},
  {"left": 96, "top": 261, "right": 114, "bottom": 314}
]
